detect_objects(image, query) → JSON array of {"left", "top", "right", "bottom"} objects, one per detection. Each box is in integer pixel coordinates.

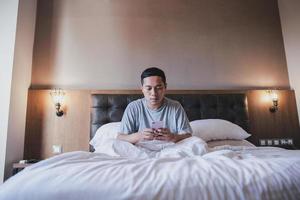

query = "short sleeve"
[
  {"left": 119, "top": 103, "right": 137, "bottom": 134},
  {"left": 176, "top": 104, "right": 193, "bottom": 134}
]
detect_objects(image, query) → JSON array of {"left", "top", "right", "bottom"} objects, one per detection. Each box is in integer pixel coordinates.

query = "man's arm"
[
  {"left": 117, "top": 132, "right": 141, "bottom": 144},
  {"left": 117, "top": 129, "right": 155, "bottom": 144}
]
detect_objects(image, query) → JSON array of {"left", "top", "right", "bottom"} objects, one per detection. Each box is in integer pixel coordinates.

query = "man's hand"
[
  {"left": 153, "top": 128, "right": 176, "bottom": 142},
  {"left": 154, "top": 128, "right": 191, "bottom": 143},
  {"left": 118, "top": 128, "right": 192, "bottom": 144}
]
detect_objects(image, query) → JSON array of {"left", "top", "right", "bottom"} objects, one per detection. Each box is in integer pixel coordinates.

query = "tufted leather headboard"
[{"left": 90, "top": 92, "right": 249, "bottom": 140}]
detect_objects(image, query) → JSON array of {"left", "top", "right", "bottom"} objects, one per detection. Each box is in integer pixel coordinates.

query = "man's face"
[{"left": 141, "top": 76, "right": 166, "bottom": 109}]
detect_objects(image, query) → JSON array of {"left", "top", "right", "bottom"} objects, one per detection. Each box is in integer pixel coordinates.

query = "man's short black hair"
[{"left": 141, "top": 67, "right": 166, "bottom": 86}]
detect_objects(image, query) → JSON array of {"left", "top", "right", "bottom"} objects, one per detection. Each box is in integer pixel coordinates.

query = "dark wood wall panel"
[
  {"left": 247, "top": 90, "right": 300, "bottom": 148},
  {"left": 24, "top": 90, "right": 90, "bottom": 159}
]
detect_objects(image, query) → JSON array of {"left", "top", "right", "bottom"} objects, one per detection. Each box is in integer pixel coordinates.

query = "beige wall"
[
  {"left": 278, "top": 0, "right": 300, "bottom": 123},
  {"left": 0, "top": 0, "right": 37, "bottom": 182},
  {"left": 31, "top": 0, "right": 289, "bottom": 90},
  {"left": 0, "top": 0, "right": 19, "bottom": 184},
  {"left": 4, "top": 0, "right": 37, "bottom": 180}
]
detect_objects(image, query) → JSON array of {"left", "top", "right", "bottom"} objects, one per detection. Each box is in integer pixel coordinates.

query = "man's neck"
[{"left": 146, "top": 98, "right": 165, "bottom": 110}]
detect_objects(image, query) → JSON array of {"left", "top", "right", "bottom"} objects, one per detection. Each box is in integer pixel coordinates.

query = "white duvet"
[{"left": 1, "top": 138, "right": 300, "bottom": 200}]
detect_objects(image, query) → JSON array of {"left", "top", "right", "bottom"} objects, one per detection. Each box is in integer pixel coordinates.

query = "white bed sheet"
[{"left": 1, "top": 142, "right": 300, "bottom": 200}]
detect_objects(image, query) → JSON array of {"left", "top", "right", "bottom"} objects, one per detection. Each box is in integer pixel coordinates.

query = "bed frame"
[{"left": 90, "top": 91, "right": 249, "bottom": 140}]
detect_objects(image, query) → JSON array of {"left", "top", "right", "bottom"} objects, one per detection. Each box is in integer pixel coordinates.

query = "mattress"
[
  {"left": 207, "top": 139, "right": 255, "bottom": 148},
  {"left": 1, "top": 140, "right": 300, "bottom": 200}
]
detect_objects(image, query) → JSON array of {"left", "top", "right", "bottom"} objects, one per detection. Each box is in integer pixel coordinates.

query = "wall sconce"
[
  {"left": 50, "top": 88, "right": 65, "bottom": 117},
  {"left": 267, "top": 90, "right": 279, "bottom": 113}
]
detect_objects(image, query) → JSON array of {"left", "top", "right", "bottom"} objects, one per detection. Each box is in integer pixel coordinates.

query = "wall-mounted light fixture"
[
  {"left": 50, "top": 88, "right": 65, "bottom": 117},
  {"left": 267, "top": 90, "right": 279, "bottom": 113}
]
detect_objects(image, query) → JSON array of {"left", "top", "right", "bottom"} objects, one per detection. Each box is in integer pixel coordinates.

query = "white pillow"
[
  {"left": 90, "top": 122, "right": 121, "bottom": 153},
  {"left": 190, "top": 119, "right": 250, "bottom": 142}
]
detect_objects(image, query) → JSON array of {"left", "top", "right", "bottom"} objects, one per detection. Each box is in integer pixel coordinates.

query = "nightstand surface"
[
  {"left": 12, "top": 163, "right": 34, "bottom": 175},
  {"left": 13, "top": 163, "right": 33, "bottom": 168}
]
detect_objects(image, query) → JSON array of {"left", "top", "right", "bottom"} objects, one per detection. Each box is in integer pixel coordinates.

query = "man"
[{"left": 117, "top": 67, "right": 192, "bottom": 144}]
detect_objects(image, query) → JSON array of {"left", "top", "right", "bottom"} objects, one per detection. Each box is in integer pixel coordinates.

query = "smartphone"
[{"left": 151, "top": 121, "right": 164, "bottom": 130}]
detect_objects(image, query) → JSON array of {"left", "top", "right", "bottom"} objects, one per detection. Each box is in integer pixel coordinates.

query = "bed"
[{"left": 0, "top": 92, "right": 300, "bottom": 200}]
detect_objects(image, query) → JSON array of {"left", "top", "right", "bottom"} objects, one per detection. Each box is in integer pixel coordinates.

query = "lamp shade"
[{"left": 50, "top": 89, "right": 65, "bottom": 105}]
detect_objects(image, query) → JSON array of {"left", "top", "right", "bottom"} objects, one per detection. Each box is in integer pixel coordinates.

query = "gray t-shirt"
[{"left": 120, "top": 97, "right": 192, "bottom": 134}]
